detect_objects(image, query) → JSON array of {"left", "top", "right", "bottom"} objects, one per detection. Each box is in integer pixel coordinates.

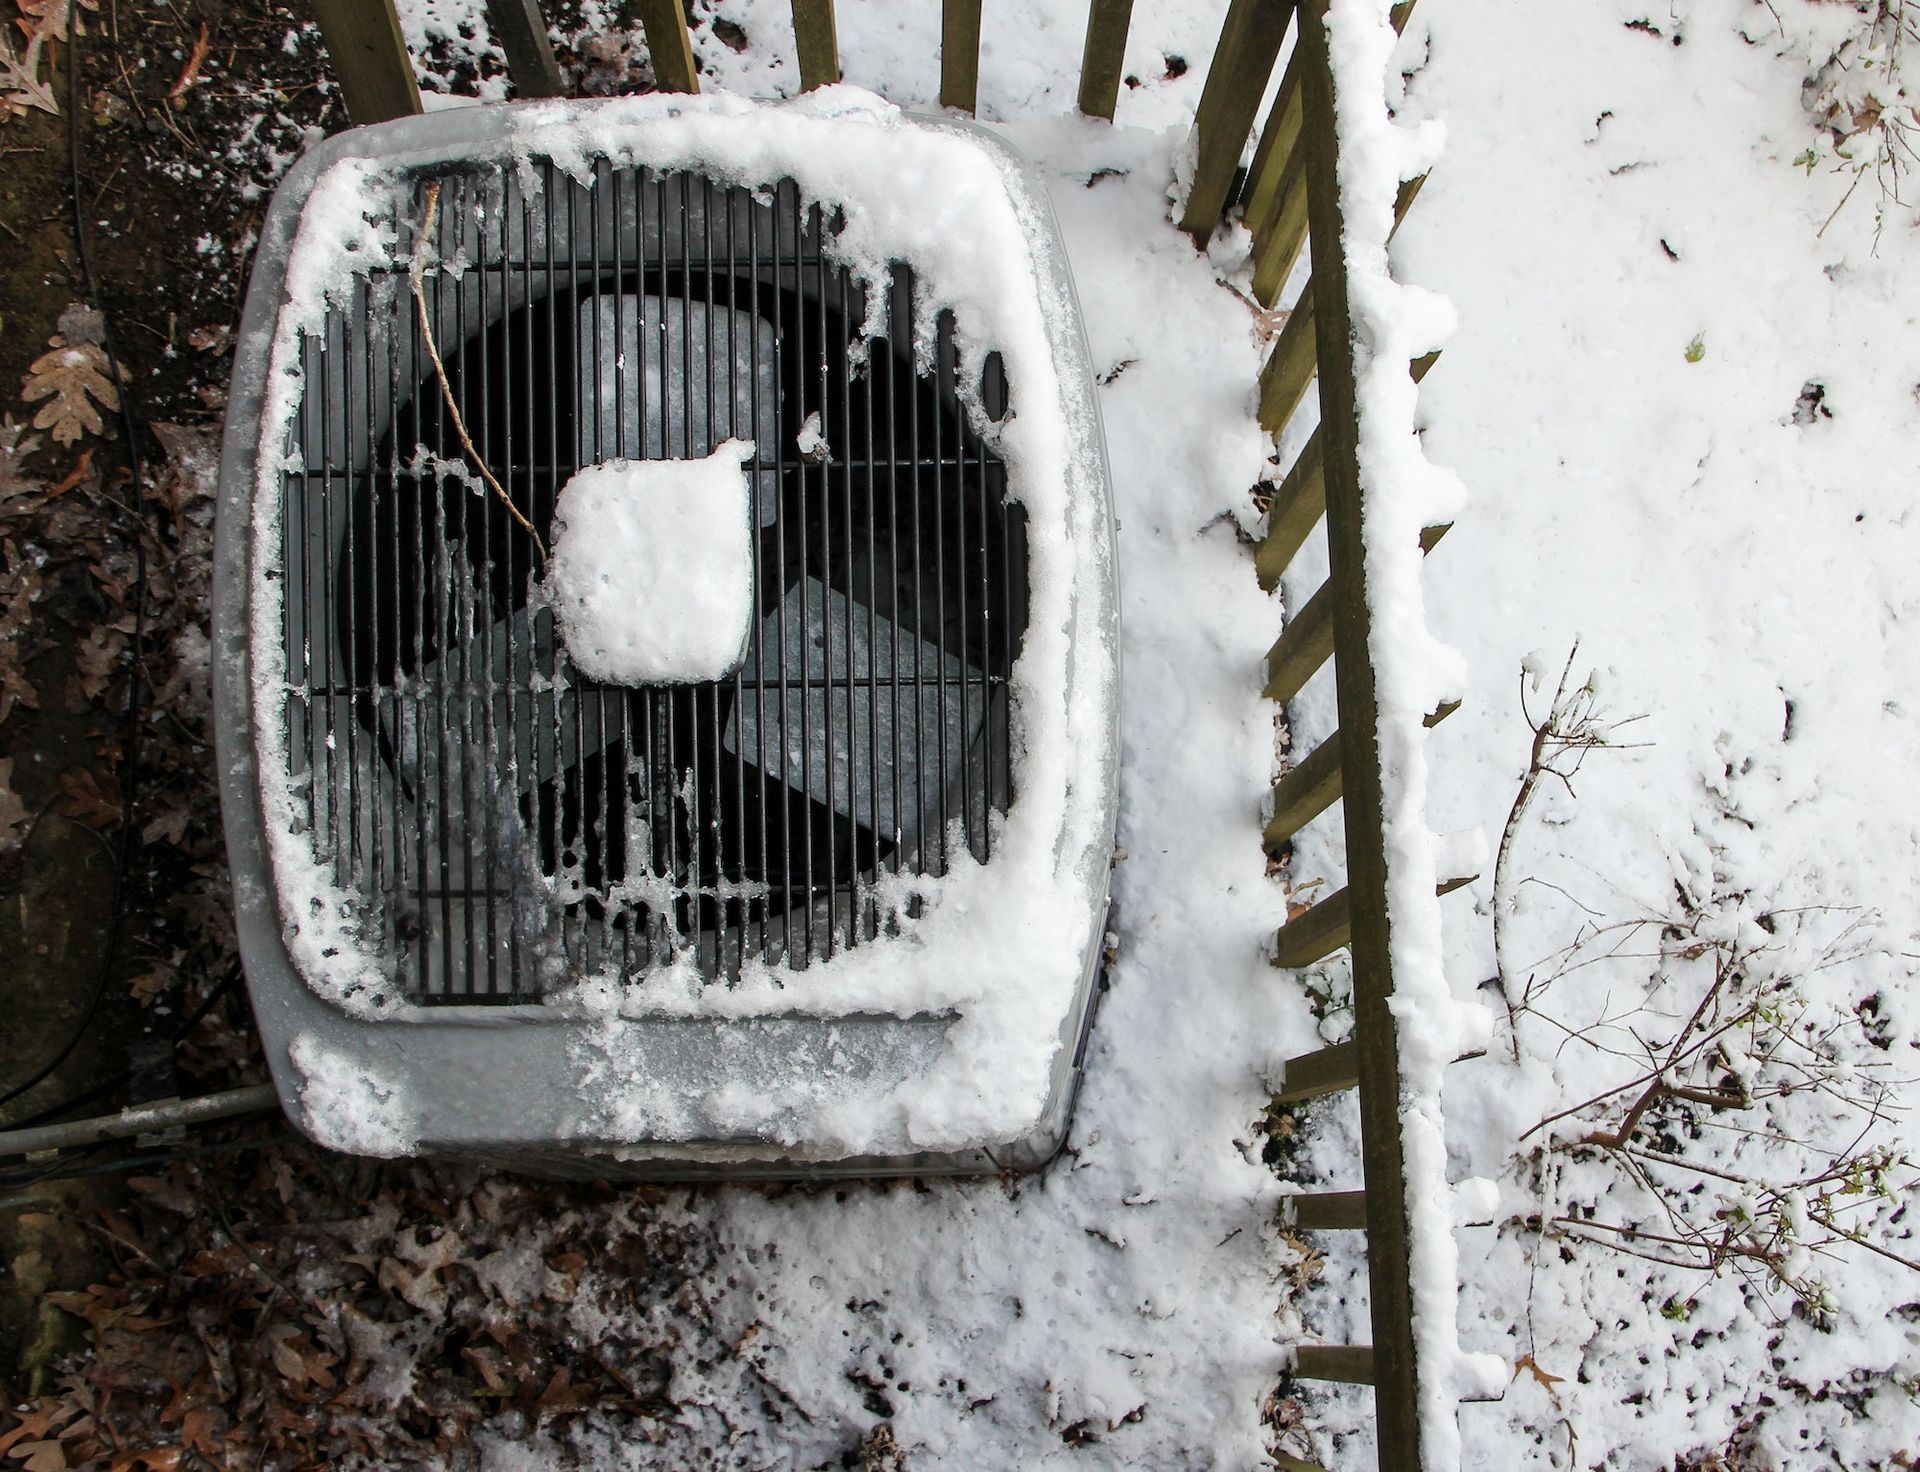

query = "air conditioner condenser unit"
[{"left": 213, "top": 93, "right": 1119, "bottom": 1176}]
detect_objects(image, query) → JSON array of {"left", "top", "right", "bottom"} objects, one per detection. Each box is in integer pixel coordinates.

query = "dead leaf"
[
  {"left": 166, "top": 23, "right": 209, "bottom": 107},
  {"left": 184, "top": 325, "right": 230, "bottom": 355},
  {"left": 55, "top": 302, "right": 105, "bottom": 346},
  {"left": 19, "top": 0, "right": 101, "bottom": 46},
  {"left": 264, "top": 1324, "right": 306, "bottom": 1382},
  {"left": 1512, "top": 1352, "right": 1565, "bottom": 1408},
  {"left": 59, "top": 767, "right": 121, "bottom": 829},
  {"left": 140, "top": 801, "right": 190, "bottom": 850},
  {"left": 22, "top": 336, "right": 124, "bottom": 448},
  {"left": 261, "top": 1324, "right": 337, "bottom": 1390},
  {"left": 534, "top": 1366, "right": 596, "bottom": 1417},
  {"left": 178, "top": 1408, "right": 220, "bottom": 1457},
  {"left": 0, "top": 756, "right": 28, "bottom": 849},
  {"left": 47, "top": 449, "right": 97, "bottom": 499},
  {"left": 0, "top": 550, "right": 40, "bottom": 724},
  {"left": 6, "top": 1440, "right": 70, "bottom": 1472},
  {"left": 0, "top": 416, "right": 44, "bottom": 508},
  {"left": 0, "top": 1406, "right": 76, "bottom": 1459},
  {"left": 147, "top": 422, "right": 218, "bottom": 526},
  {"left": 108, "top": 1449, "right": 181, "bottom": 1472},
  {"left": 73, "top": 625, "right": 124, "bottom": 702},
  {"left": 0, "top": 27, "right": 56, "bottom": 120}
]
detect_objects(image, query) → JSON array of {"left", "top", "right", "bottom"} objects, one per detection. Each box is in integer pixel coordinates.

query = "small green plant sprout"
[
  {"left": 1793, "top": 146, "right": 1821, "bottom": 175},
  {"left": 1659, "top": 1295, "right": 1693, "bottom": 1321},
  {"left": 1685, "top": 333, "right": 1707, "bottom": 363}
]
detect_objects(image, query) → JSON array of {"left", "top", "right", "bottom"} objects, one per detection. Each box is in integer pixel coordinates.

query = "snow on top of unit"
[
  {"left": 249, "top": 89, "right": 1117, "bottom": 1153},
  {"left": 544, "top": 443, "right": 757, "bottom": 687},
  {"left": 1320, "top": 0, "right": 1505, "bottom": 1459}
]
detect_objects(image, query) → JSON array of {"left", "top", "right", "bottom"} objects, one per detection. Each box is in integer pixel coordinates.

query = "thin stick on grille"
[{"left": 408, "top": 181, "right": 550, "bottom": 565}]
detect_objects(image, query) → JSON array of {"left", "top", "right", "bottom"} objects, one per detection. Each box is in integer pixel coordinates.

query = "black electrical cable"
[
  {"left": 0, "top": 1119, "right": 285, "bottom": 1198},
  {"left": 5, "top": 962, "right": 245, "bottom": 1132},
  {"left": 0, "top": 23, "right": 152, "bottom": 1114}
]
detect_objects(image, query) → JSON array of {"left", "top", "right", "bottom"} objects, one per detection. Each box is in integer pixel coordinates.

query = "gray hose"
[{"left": 0, "top": 1083, "right": 279, "bottom": 1160}]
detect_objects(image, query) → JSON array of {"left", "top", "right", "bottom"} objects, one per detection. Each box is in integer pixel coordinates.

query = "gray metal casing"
[{"left": 212, "top": 102, "right": 1119, "bottom": 1177}]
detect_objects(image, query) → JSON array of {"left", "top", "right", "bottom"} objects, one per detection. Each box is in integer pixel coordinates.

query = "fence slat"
[
  {"left": 1272, "top": 884, "right": 1351, "bottom": 968},
  {"left": 1078, "top": 0, "right": 1134, "bottom": 120},
  {"left": 941, "top": 0, "right": 984, "bottom": 113},
  {"left": 1263, "top": 579, "right": 1333, "bottom": 703},
  {"left": 1287, "top": 1189, "right": 1368, "bottom": 1230},
  {"left": 635, "top": 0, "right": 700, "bottom": 93},
  {"left": 1251, "top": 157, "right": 1309, "bottom": 305},
  {"left": 1264, "top": 732, "right": 1342, "bottom": 853},
  {"left": 1272, "top": 873, "right": 1472, "bottom": 975},
  {"left": 1393, "top": 170, "right": 1428, "bottom": 232},
  {"left": 1179, "top": 0, "right": 1295, "bottom": 240},
  {"left": 1273, "top": 1039, "right": 1358, "bottom": 1103},
  {"left": 485, "top": 0, "right": 563, "bottom": 97},
  {"left": 792, "top": 0, "right": 842, "bottom": 90},
  {"left": 1241, "top": 51, "right": 1303, "bottom": 229},
  {"left": 1294, "top": 1344, "right": 1377, "bottom": 1385},
  {"left": 1297, "top": 7, "right": 1419, "bottom": 1440},
  {"left": 310, "top": 0, "right": 422, "bottom": 124},
  {"left": 1258, "top": 290, "right": 1317, "bottom": 433},
  {"left": 1255, "top": 430, "right": 1324, "bottom": 590}
]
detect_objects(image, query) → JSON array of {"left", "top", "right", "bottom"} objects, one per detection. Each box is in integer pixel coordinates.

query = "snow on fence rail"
[
  {"left": 303, "top": 0, "right": 1500, "bottom": 1465},
  {"left": 1183, "top": 0, "right": 1508, "bottom": 1467}
]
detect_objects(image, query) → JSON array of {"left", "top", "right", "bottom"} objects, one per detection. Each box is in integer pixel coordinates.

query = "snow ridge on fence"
[{"left": 1318, "top": 0, "right": 1506, "bottom": 1462}]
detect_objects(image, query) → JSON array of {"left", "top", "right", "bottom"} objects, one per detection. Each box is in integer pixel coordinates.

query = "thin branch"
[{"left": 410, "top": 182, "right": 549, "bottom": 565}]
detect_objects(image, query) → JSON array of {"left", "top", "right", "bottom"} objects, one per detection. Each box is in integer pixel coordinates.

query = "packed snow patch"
[
  {"left": 544, "top": 443, "right": 757, "bottom": 686},
  {"left": 288, "top": 1034, "right": 417, "bottom": 1157}
]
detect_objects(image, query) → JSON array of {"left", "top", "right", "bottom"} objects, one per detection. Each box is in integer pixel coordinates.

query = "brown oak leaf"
[
  {"left": 139, "top": 801, "right": 190, "bottom": 849},
  {"left": 7, "top": 1440, "right": 71, "bottom": 1472},
  {"left": 72, "top": 625, "right": 124, "bottom": 702},
  {"left": 0, "top": 27, "right": 55, "bottom": 120},
  {"left": 0, "top": 557, "right": 43, "bottom": 724},
  {"left": 0, "top": 756, "right": 27, "bottom": 849},
  {"left": 0, "top": 415, "right": 44, "bottom": 508},
  {"left": 22, "top": 335, "right": 124, "bottom": 447},
  {"left": 59, "top": 767, "right": 121, "bottom": 829},
  {"left": 19, "top": 0, "right": 101, "bottom": 45}
]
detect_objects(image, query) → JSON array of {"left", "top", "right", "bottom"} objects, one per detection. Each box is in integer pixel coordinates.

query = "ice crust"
[
  {"left": 245, "top": 91, "right": 1117, "bottom": 1154},
  {"left": 544, "top": 443, "right": 757, "bottom": 686}
]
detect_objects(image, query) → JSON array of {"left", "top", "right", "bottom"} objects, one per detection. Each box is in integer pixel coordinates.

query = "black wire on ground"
[
  {"left": 0, "top": 1120, "right": 286, "bottom": 1200},
  {"left": 0, "top": 22, "right": 153, "bottom": 1115},
  {"left": 6, "top": 963, "right": 245, "bottom": 1132}
]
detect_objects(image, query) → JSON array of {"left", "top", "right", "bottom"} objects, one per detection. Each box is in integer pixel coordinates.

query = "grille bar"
[{"left": 279, "top": 160, "right": 1027, "bottom": 1003}]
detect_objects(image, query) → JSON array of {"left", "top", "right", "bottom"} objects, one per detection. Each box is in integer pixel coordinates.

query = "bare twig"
[
  {"left": 1492, "top": 642, "right": 1647, "bottom": 1054},
  {"left": 409, "top": 182, "right": 548, "bottom": 565}
]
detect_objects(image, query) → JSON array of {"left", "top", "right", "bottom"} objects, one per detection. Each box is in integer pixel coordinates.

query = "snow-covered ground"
[
  {"left": 1382, "top": 1, "right": 1920, "bottom": 1465},
  {"left": 367, "top": 0, "right": 1920, "bottom": 1465}
]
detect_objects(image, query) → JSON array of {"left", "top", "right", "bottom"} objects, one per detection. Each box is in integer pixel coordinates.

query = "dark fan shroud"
[{"left": 284, "top": 162, "right": 1029, "bottom": 1004}]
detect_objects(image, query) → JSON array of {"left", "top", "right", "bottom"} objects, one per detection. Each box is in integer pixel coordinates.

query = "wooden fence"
[
  {"left": 303, "top": 0, "right": 1475, "bottom": 1466},
  {"left": 1183, "top": 3, "right": 1482, "bottom": 1470}
]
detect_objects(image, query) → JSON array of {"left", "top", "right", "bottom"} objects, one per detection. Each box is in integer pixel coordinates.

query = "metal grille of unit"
[{"left": 276, "top": 159, "right": 1028, "bottom": 1004}]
